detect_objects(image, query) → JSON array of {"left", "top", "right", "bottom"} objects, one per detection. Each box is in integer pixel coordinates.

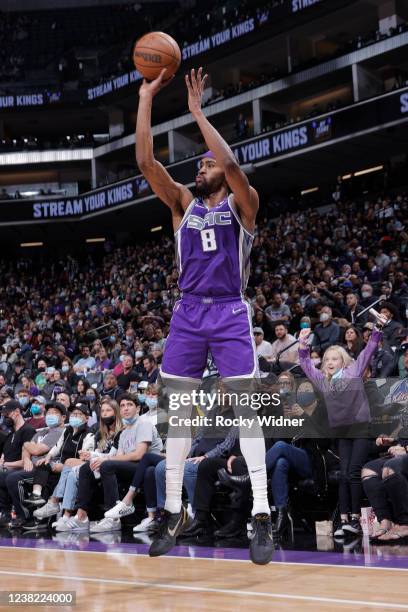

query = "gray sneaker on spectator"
[
  {"left": 89, "top": 517, "right": 121, "bottom": 533},
  {"left": 33, "top": 501, "right": 60, "bottom": 520},
  {"left": 56, "top": 516, "right": 89, "bottom": 532}
]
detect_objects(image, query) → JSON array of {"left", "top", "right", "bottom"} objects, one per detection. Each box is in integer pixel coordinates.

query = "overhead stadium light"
[
  {"left": 20, "top": 242, "right": 43, "bottom": 247},
  {"left": 151, "top": 226, "right": 163, "bottom": 232},
  {"left": 86, "top": 237, "right": 105, "bottom": 243},
  {"left": 301, "top": 187, "right": 319, "bottom": 195},
  {"left": 342, "top": 165, "right": 383, "bottom": 180},
  {"left": 354, "top": 165, "right": 384, "bottom": 177}
]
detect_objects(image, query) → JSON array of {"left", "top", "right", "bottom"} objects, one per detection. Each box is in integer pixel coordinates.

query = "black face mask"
[
  {"left": 101, "top": 416, "right": 115, "bottom": 427},
  {"left": 3, "top": 416, "right": 14, "bottom": 429}
]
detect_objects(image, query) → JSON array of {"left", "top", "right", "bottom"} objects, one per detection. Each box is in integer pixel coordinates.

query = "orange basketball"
[{"left": 133, "top": 31, "right": 181, "bottom": 81}]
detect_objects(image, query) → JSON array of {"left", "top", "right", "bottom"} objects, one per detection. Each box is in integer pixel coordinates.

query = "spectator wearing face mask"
[
  {"left": 0, "top": 401, "right": 35, "bottom": 526},
  {"left": 15, "top": 389, "right": 31, "bottom": 416},
  {"left": 137, "top": 380, "right": 148, "bottom": 409},
  {"left": 360, "top": 284, "right": 377, "bottom": 309},
  {"left": 31, "top": 403, "right": 94, "bottom": 523},
  {"left": 5, "top": 401, "right": 66, "bottom": 528},
  {"left": 294, "top": 317, "right": 315, "bottom": 346},
  {"left": 55, "top": 397, "right": 123, "bottom": 532},
  {"left": 25, "top": 395, "right": 47, "bottom": 429},
  {"left": 141, "top": 384, "right": 164, "bottom": 427},
  {"left": 312, "top": 306, "right": 341, "bottom": 351}
]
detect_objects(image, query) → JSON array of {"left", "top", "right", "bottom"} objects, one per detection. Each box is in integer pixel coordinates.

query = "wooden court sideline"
[{"left": 0, "top": 546, "right": 407, "bottom": 611}]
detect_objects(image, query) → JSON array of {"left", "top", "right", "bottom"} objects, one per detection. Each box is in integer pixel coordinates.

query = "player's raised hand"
[
  {"left": 185, "top": 67, "right": 208, "bottom": 116},
  {"left": 139, "top": 68, "right": 174, "bottom": 99}
]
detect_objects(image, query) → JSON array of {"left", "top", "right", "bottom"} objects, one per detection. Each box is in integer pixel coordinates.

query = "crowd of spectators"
[{"left": 0, "top": 185, "right": 408, "bottom": 541}]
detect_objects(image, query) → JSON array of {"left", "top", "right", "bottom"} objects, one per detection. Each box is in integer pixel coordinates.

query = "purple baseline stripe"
[{"left": 1, "top": 536, "right": 408, "bottom": 570}]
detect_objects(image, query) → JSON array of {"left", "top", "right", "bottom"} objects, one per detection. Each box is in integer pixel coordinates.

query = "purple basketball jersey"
[{"left": 175, "top": 194, "right": 253, "bottom": 297}]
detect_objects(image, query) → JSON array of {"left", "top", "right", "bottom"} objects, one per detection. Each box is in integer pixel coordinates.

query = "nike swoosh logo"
[
  {"left": 168, "top": 513, "right": 183, "bottom": 537},
  {"left": 232, "top": 307, "right": 245, "bottom": 315}
]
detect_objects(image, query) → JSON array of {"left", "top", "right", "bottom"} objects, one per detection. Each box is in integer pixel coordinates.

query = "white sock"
[
  {"left": 164, "top": 437, "right": 191, "bottom": 514},
  {"left": 240, "top": 434, "right": 270, "bottom": 516},
  {"left": 161, "top": 376, "right": 198, "bottom": 515}
]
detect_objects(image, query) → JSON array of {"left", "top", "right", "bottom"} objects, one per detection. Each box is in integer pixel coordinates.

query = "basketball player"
[{"left": 136, "top": 67, "right": 273, "bottom": 565}]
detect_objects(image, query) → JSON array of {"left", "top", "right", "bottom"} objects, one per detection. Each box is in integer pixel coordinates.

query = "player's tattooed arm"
[
  {"left": 136, "top": 69, "right": 193, "bottom": 222},
  {"left": 186, "top": 67, "right": 258, "bottom": 232}
]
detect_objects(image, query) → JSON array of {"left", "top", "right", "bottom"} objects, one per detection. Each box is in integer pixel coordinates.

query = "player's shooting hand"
[
  {"left": 139, "top": 68, "right": 174, "bottom": 99},
  {"left": 185, "top": 67, "right": 208, "bottom": 116}
]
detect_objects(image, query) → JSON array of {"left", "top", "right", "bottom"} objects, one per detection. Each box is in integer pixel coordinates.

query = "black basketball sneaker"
[
  {"left": 249, "top": 513, "right": 274, "bottom": 565},
  {"left": 149, "top": 506, "right": 188, "bottom": 557}
]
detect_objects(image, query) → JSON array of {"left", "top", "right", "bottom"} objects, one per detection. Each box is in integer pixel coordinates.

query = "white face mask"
[
  {"left": 320, "top": 313, "right": 330, "bottom": 323},
  {"left": 361, "top": 291, "right": 371, "bottom": 299}
]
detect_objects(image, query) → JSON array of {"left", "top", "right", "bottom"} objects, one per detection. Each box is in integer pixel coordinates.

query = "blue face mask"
[
  {"left": 138, "top": 393, "right": 145, "bottom": 404},
  {"left": 110, "top": 336, "right": 116, "bottom": 343},
  {"left": 69, "top": 416, "right": 83, "bottom": 428},
  {"left": 122, "top": 416, "right": 137, "bottom": 426},
  {"left": 46, "top": 414, "right": 59, "bottom": 428},
  {"left": 300, "top": 322, "right": 310, "bottom": 329},
  {"left": 297, "top": 391, "right": 316, "bottom": 407},
  {"left": 331, "top": 368, "right": 344, "bottom": 381},
  {"left": 145, "top": 397, "right": 157, "bottom": 410},
  {"left": 18, "top": 396, "right": 29, "bottom": 407},
  {"left": 31, "top": 404, "right": 42, "bottom": 415}
]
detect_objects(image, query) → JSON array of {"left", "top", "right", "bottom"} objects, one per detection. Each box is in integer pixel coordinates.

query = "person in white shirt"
[{"left": 254, "top": 327, "right": 273, "bottom": 360}]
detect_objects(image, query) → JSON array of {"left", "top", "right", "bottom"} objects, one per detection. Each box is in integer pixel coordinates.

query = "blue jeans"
[
  {"left": 53, "top": 465, "right": 79, "bottom": 511},
  {"left": 266, "top": 441, "right": 312, "bottom": 507},
  {"left": 155, "top": 459, "right": 199, "bottom": 511}
]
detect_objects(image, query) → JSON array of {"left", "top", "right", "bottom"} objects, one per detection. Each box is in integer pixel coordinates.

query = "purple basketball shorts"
[{"left": 160, "top": 294, "right": 257, "bottom": 380}]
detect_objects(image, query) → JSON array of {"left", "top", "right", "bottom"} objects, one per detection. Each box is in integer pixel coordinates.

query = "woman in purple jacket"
[{"left": 298, "top": 321, "right": 384, "bottom": 537}]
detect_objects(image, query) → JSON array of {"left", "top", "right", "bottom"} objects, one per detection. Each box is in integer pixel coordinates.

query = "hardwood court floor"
[{"left": 0, "top": 544, "right": 408, "bottom": 611}]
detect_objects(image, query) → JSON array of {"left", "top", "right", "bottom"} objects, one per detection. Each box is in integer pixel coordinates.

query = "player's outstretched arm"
[
  {"left": 136, "top": 69, "right": 193, "bottom": 221},
  {"left": 186, "top": 67, "right": 259, "bottom": 232}
]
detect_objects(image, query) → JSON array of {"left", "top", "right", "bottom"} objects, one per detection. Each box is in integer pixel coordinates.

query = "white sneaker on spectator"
[
  {"left": 52, "top": 515, "right": 69, "bottom": 529},
  {"left": 34, "top": 501, "right": 60, "bottom": 520},
  {"left": 89, "top": 517, "right": 121, "bottom": 533},
  {"left": 104, "top": 501, "right": 135, "bottom": 520},
  {"left": 133, "top": 516, "right": 155, "bottom": 533},
  {"left": 56, "top": 516, "right": 89, "bottom": 532}
]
